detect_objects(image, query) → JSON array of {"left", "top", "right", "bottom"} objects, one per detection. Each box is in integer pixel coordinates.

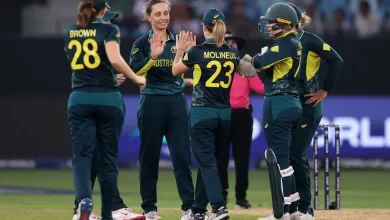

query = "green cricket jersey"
[
  {"left": 63, "top": 18, "right": 120, "bottom": 90},
  {"left": 129, "top": 29, "right": 184, "bottom": 95},
  {"left": 182, "top": 38, "right": 239, "bottom": 108},
  {"left": 297, "top": 29, "right": 344, "bottom": 94},
  {"left": 252, "top": 31, "right": 301, "bottom": 96}
]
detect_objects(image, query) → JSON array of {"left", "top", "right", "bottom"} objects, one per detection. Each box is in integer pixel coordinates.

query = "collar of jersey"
[
  {"left": 275, "top": 30, "right": 297, "bottom": 40},
  {"left": 148, "top": 29, "right": 175, "bottom": 41},
  {"left": 297, "top": 29, "right": 304, "bottom": 39},
  {"left": 91, "top": 18, "right": 105, "bottom": 24},
  {"left": 203, "top": 38, "right": 215, "bottom": 44}
]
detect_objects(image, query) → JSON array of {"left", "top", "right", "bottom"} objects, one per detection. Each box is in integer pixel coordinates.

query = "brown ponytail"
[
  {"left": 299, "top": 13, "right": 312, "bottom": 28},
  {"left": 212, "top": 19, "right": 226, "bottom": 47},
  {"left": 77, "top": 1, "right": 97, "bottom": 28}
]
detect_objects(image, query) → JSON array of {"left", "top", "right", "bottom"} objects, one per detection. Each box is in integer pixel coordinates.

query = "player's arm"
[
  {"left": 172, "top": 31, "right": 198, "bottom": 76},
  {"left": 310, "top": 35, "right": 344, "bottom": 93},
  {"left": 105, "top": 25, "right": 145, "bottom": 86},
  {"left": 129, "top": 36, "right": 156, "bottom": 76},
  {"left": 251, "top": 43, "right": 290, "bottom": 70},
  {"left": 172, "top": 46, "right": 190, "bottom": 76},
  {"left": 172, "top": 46, "right": 199, "bottom": 77}
]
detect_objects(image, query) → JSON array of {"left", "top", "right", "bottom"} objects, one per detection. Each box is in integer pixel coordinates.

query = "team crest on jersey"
[
  {"left": 183, "top": 53, "right": 188, "bottom": 61},
  {"left": 171, "top": 45, "right": 177, "bottom": 53}
]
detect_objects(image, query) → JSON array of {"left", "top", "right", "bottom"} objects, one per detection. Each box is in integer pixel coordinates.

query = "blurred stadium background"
[{"left": 1, "top": 0, "right": 390, "bottom": 219}]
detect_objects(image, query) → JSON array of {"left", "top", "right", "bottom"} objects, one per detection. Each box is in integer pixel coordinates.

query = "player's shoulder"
[
  {"left": 63, "top": 24, "right": 78, "bottom": 38},
  {"left": 134, "top": 33, "right": 149, "bottom": 46},
  {"left": 304, "top": 30, "right": 324, "bottom": 45},
  {"left": 277, "top": 34, "right": 300, "bottom": 50},
  {"left": 304, "top": 30, "right": 320, "bottom": 40},
  {"left": 103, "top": 24, "right": 120, "bottom": 34},
  {"left": 187, "top": 45, "right": 202, "bottom": 55},
  {"left": 64, "top": 24, "right": 78, "bottom": 32},
  {"left": 182, "top": 46, "right": 202, "bottom": 63}
]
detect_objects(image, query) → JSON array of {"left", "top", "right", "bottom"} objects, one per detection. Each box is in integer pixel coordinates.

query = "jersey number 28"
[
  {"left": 205, "top": 60, "right": 234, "bottom": 88},
  {"left": 68, "top": 39, "right": 101, "bottom": 70}
]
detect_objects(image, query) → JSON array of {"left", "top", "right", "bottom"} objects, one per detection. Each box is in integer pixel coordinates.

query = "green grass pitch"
[{"left": 0, "top": 169, "right": 389, "bottom": 219}]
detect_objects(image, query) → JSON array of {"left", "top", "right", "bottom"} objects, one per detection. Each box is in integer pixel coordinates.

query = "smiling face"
[{"left": 147, "top": 2, "right": 170, "bottom": 31}]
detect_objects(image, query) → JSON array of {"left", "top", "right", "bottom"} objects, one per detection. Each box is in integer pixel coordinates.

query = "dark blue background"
[{"left": 118, "top": 95, "right": 390, "bottom": 168}]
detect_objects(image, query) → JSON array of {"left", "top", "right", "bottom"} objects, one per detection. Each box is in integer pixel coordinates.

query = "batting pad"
[
  {"left": 264, "top": 148, "right": 285, "bottom": 218},
  {"left": 290, "top": 192, "right": 300, "bottom": 203}
]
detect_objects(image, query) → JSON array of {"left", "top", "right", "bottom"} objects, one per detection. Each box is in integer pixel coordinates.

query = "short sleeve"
[
  {"left": 105, "top": 24, "right": 121, "bottom": 44},
  {"left": 182, "top": 47, "right": 199, "bottom": 68}
]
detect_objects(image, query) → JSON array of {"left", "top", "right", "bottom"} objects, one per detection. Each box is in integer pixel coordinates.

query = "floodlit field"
[{"left": 0, "top": 169, "right": 389, "bottom": 220}]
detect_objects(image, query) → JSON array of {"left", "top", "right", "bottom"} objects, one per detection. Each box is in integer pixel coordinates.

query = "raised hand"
[
  {"left": 186, "top": 32, "right": 196, "bottom": 51},
  {"left": 150, "top": 33, "right": 164, "bottom": 59},
  {"left": 176, "top": 31, "right": 194, "bottom": 52}
]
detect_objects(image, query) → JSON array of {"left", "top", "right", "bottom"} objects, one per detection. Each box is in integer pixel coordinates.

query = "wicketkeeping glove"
[{"left": 237, "top": 54, "right": 257, "bottom": 77}]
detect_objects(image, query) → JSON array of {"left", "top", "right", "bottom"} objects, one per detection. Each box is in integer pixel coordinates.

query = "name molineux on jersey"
[
  {"left": 204, "top": 51, "right": 236, "bottom": 59},
  {"left": 70, "top": 29, "right": 97, "bottom": 38}
]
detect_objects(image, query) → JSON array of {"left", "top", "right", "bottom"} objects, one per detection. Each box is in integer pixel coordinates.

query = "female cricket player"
[
  {"left": 242, "top": 3, "right": 302, "bottom": 220},
  {"left": 172, "top": 8, "right": 239, "bottom": 220},
  {"left": 287, "top": 3, "right": 344, "bottom": 220},
  {"left": 64, "top": 0, "right": 145, "bottom": 219},
  {"left": 70, "top": 9, "right": 145, "bottom": 220},
  {"left": 128, "top": 0, "right": 195, "bottom": 219},
  {"left": 217, "top": 30, "right": 264, "bottom": 209}
]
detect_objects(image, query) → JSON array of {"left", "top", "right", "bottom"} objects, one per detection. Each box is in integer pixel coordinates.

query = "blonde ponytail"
[
  {"left": 299, "top": 13, "right": 312, "bottom": 28},
  {"left": 212, "top": 19, "right": 226, "bottom": 47}
]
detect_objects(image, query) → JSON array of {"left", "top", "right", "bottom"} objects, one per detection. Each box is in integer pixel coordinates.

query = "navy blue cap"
[{"left": 202, "top": 8, "right": 225, "bottom": 27}]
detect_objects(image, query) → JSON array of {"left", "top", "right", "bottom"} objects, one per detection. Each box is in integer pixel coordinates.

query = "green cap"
[
  {"left": 90, "top": 0, "right": 110, "bottom": 10},
  {"left": 202, "top": 8, "right": 225, "bottom": 27},
  {"left": 103, "top": 10, "right": 118, "bottom": 21},
  {"left": 287, "top": 3, "right": 302, "bottom": 20},
  {"left": 260, "top": 3, "right": 298, "bottom": 25}
]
